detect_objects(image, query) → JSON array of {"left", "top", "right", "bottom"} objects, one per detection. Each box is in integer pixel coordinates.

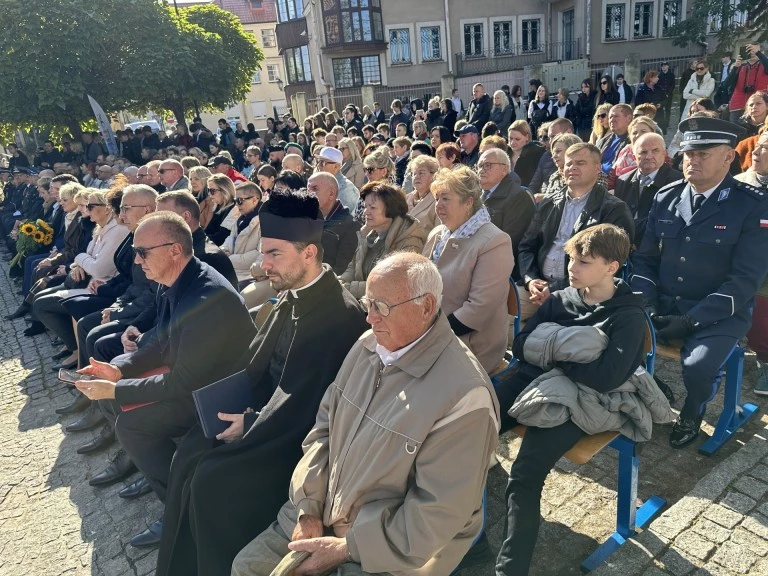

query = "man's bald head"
[
  {"left": 282, "top": 154, "right": 305, "bottom": 174},
  {"left": 307, "top": 172, "right": 339, "bottom": 216}
]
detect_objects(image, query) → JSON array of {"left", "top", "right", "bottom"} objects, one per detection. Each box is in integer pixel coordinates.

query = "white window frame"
[
  {"left": 602, "top": 0, "right": 630, "bottom": 42},
  {"left": 631, "top": 0, "right": 657, "bottom": 40},
  {"left": 660, "top": 0, "right": 686, "bottom": 37},
  {"left": 251, "top": 68, "right": 262, "bottom": 84},
  {"left": 707, "top": 0, "right": 746, "bottom": 33},
  {"left": 385, "top": 24, "right": 415, "bottom": 66},
  {"left": 416, "top": 21, "right": 446, "bottom": 64},
  {"left": 251, "top": 100, "right": 267, "bottom": 118},
  {"left": 490, "top": 16, "right": 517, "bottom": 57},
  {"left": 261, "top": 28, "right": 276, "bottom": 48},
  {"left": 459, "top": 18, "right": 488, "bottom": 58},
  {"left": 518, "top": 14, "right": 544, "bottom": 53},
  {"left": 266, "top": 64, "right": 280, "bottom": 82}
]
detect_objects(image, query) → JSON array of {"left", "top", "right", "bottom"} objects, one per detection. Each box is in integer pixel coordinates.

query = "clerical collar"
[
  {"left": 289, "top": 268, "right": 326, "bottom": 298},
  {"left": 375, "top": 324, "right": 434, "bottom": 366}
]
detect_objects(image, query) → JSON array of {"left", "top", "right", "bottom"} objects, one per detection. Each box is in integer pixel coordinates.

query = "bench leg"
[
  {"left": 581, "top": 436, "right": 666, "bottom": 573},
  {"left": 699, "top": 348, "right": 759, "bottom": 456}
]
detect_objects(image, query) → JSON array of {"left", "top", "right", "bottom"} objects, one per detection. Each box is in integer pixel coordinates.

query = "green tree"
[
  {"left": 667, "top": 0, "right": 768, "bottom": 53},
  {"left": 0, "top": 0, "right": 263, "bottom": 141}
]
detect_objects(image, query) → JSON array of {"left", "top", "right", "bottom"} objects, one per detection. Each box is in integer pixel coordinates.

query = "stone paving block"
[
  {"left": 690, "top": 518, "right": 732, "bottom": 544},
  {"left": 741, "top": 512, "right": 768, "bottom": 540},
  {"left": 719, "top": 491, "right": 757, "bottom": 515},
  {"left": 730, "top": 526, "right": 768, "bottom": 557},
  {"left": 673, "top": 530, "right": 716, "bottom": 562},
  {"left": 703, "top": 503, "right": 744, "bottom": 529},
  {"left": 710, "top": 540, "right": 758, "bottom": 574},
  {"left": 733, "top": 475, "right": 768, "bottom": 501},
  {"left": 653, "top": 497, "right": 711, "bottom": 540}
]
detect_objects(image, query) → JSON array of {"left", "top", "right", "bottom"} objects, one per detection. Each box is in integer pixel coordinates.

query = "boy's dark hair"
[{"left": 564, "top": 224, "right": 630, "bottom": 266}]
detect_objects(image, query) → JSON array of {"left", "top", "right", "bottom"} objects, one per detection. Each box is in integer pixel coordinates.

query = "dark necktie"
[{"left": 692, "top": 193, "right": 705, "bottom": 213}]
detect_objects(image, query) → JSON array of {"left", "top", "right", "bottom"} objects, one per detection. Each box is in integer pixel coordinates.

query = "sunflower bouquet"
[{"left": 10, "top": 219, "right": 54, "bottom": 268}]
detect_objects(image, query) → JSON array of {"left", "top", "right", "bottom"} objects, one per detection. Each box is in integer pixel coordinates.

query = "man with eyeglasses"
[
  {"left": 153, "top": 190, "right": 368, "bottom": 576},
  {"left": 158, "top": 159, "right": 188, "bottom": 192},
  {"left": 242, "top": 145, "right": 262, "bottom": 180},
  {"left": 232, "top": 251, "right": 499, "bottom": 576},
  {"left": 76, "top": 211, "right": 256, "bottom": 548},
  {"left": 313, "top": 146, "right": 359, "bottom": 211},
  {"left": 477, "top": 148, "right": 534, "bottom": 273},
  {"left": 145, "top": 160, "right": 166, "bottom": 193}
]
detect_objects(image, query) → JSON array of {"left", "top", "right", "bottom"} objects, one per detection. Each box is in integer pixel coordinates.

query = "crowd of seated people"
[{"left": 2, "top": 52, "right": 768, "bottom": 575}]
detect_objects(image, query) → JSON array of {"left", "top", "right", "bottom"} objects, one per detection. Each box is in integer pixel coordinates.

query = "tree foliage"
[
  {"left": 0, "top": 0, "right": 263, "bottom": 140},
  {"left": 667, "top": 0, "right": 768, "bottom": 52}
]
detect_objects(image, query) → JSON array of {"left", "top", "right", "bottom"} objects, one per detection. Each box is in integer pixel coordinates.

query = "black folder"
[{"left": 192, "top": 370, "right": 257, "bottom": 439}]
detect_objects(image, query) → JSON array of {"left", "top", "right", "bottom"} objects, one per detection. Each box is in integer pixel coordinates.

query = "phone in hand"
[{"left": 58, "top": 368, "right": 93, "bottom": 384}]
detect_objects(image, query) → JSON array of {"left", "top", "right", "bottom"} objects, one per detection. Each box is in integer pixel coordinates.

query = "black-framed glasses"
[
  {"left": 235, "top": 196, "right": 258, "bottom": 205},
  {"left": 359, "top": 293, "right": 427, "bottom": 317},
  {"left": 132, "top": 242, "right": 175, "bottom": 259},
  {"left": 120, "top": 204, "right": 150, "bottom": 211},
  {"left": 157, "top": 168, "right": 178, "bottom": 174},
  {"left": 598, "top": 113, "right": 608, "bottom": 119},
  {"left": 476, "top": 162, "right": 506, "bottom": 170},
  {"left": 86, "top": 203, "right": 106, "bottom": 211},
  {"left": 208, "top": 187, "right": 222, "bottom": 193}
]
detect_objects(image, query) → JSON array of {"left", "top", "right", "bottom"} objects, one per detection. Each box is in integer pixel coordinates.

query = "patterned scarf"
[{"left": 431, "top": 206, "right": 491, "bottom": 262}]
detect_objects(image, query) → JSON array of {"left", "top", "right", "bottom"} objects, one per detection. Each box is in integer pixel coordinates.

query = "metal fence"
[
  {"left": 374, "top": 83, "right": 442, "bottom": 108},
  {"left": 455, "top": 40, "right": 583, "bottom": 77}
]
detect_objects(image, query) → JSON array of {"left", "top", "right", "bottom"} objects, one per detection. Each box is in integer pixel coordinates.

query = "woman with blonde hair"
[
  {"left": 188, "top": 166, "right": 215, "bottom": 229},
  {"left": 406, "top": 154, "right": 440, "bottom": 232},
  {"left": 490, "top": 89, "right": 514, "bottom": 133},
  {"left": 204, "top": 174, "right": 238, "bottom": 246},
  {"left": 338, "top": 137, "right": 365, "bottom": 189},
  {"left": 589, "top": 103, "right": 613, "bottom": 145},
  {"left": 423, "top": 166, "right": 513, "bottom": 372},
  {"left": 358, "top": 146, "right": 396, "bottom": 220},
  {"left": 540, "top": 133, "right": 583, "bottom": 201},
  {"left": 508, "top": 120, "right": 545, "bottom": 186},
  {"left": 222, "top": 181, "right": 263, "bottom": 284}
]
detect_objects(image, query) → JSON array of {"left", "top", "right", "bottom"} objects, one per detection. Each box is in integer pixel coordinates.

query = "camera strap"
[{"left": 742, "top": 62, "right": 759, "bottom": 90}]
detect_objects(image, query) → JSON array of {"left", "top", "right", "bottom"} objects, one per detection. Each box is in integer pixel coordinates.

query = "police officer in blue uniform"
[{"left": 632, "top": 115, "right": 768, "bottom": 448}]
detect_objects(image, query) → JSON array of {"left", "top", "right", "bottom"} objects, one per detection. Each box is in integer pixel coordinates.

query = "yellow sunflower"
[
  {"left": 19, "top": 223, "right": 35, "bottom": 236},
  {"left": 38, "top": 221, "right": 53, "bottom": 234},
  {"left": 33, "top": 231, "right": 45, "bottom": 243},
  {"left": 43, "top": 234, "right": 53, "bottom": 245}
]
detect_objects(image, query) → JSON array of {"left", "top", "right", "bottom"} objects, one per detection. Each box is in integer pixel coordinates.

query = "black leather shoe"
[
  {"left": 77, "top": 424, "right": 115, "bottom": 454},
  {"left": 669, "top": 417, "right": 702, "bottom": 448},
  {"left": 23, "top": 321, "right": 47, "bottom": 336},
  {"left": 89, "top": 449, "right": 137, "bottom": 487},
  {"left": 4, "top": 302, "right": 30, "bottom": 320},
  {"left": 65, "top": 404, "right": 104, "bottom": 432},
  {"left": 55, "top": 392, "right": 91, "bottom": 415},
  {"left": 52, "top": 358, "right": 78, "bottom": 371},
  {"left": 130, "top": 520, "right": 163, "bottom": 548},
  {"left": 52, "top": 348, "right": 73, "bottom": 361},
  {"left": 119, "top": 476, "right": 152, "bottom": 500}
]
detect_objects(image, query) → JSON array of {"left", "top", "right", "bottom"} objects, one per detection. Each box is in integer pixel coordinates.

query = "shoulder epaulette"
[
  {"left": 734, "top": 181, "right": 768, "bottom": 200},
  {"left": 657, "top": 178, "right": 685, "bottom": 193}
]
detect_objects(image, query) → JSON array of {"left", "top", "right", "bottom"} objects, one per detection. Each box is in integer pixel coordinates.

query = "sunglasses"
[
  {"left": 157, "top": 168, "right": 178, "bottom": 174},
  {"left": 696, "top": 67, "right": 706, "bottom": 71},
  {"left": 132, "top": 242, "right": 175, "bottom": 259},
  {"left": 598, "top": 113, "right": 608, "bottom": 119},
  {"left": 86, "top": 203, "right": 106, "bottom": 210},
  {"left": 208, "top": 187, "right": 222, "bottom": 193},
  {"left": 235, "top": 196, "right": 258, "bottom": 205},
  {"left": 364, "top": 167, "right": 378, "bottom": 174},
  {"left": 600, "top": 81, "right": 608, "bottom": 84}
]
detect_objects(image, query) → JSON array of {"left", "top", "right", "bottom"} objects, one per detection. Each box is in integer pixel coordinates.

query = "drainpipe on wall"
[
  {"left": 444, "top": 0, "right": 453, "bottom": 74},
  {"left": 585, "top": 0, "right": 591, "bottom": 58}
]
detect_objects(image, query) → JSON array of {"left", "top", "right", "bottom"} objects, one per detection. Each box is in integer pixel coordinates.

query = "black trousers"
[
  {"left": 114, "top": 397, "right": 199, "bottom": 504},
  {"left": 93, "top": 332, "right": 129, "bottom": 364},
  {"left": 495, "top": 420, "right": 585, "bottom": 576},
  {"left": 76, "top": 312, "right": 126, "bottom": 368},
  {"left": 32, "top": 289, "right": 79, "bottom": 350}
]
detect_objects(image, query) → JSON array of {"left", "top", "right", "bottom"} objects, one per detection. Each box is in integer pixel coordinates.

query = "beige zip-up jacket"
[{"left": 276, "top": 313, "right": 499, "bottom": 575}]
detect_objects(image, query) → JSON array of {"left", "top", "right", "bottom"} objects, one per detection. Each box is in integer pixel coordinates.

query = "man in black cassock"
[{"left": 155, "top": 189, "right": 369, "bottom": 576}]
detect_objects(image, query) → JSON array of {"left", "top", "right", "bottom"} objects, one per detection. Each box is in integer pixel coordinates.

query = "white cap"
[{"left": 316, "top": 146, "right": 343, "bottom": 164}]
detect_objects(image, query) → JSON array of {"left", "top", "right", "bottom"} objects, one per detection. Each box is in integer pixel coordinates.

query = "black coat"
[
  {"left": 155, "top": 270, "right": 368, "bottom": 576},
  {"left": 322, "top": 200, "right": 360, "bottom": 274},
  {"left": 205, "top": 203, "right": 236, "bottom": 246},
  {"left": 467, "top": 93, "right": 492, "bottom": 128},
  {"left": 514, "top": 141, "right": 546, "bottom": 187},
  {"left": 614, "top": 164, "right": 683, "bottom": 247},
  {"left": 112, "top": 257, "right": 255, "bottom": 405},
  {"left": 597, "top": 90, "right": 620, "bottom": 106},
  {"left": 441, "top": 110, "right": 458, "bottom": 134},
  {"left": 518, "top": 184, "right": 634, "bottom": 292},
  {"left": 573, "top": 92, "right": 597, "bottom": 134}
]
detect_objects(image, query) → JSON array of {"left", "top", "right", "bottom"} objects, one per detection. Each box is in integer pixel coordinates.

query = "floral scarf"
[{"left": 431, "top": 206, "right": 491, "bottom": 262}]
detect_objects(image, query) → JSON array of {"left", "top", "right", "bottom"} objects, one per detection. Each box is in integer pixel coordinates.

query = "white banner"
[{"left": 87, "top": 95, "right": 118, "bottom": 156}]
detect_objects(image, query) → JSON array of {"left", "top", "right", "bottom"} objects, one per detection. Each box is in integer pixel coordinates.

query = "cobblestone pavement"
[{"left": 1, "top": 255, "right": 767, "bottom": 576}]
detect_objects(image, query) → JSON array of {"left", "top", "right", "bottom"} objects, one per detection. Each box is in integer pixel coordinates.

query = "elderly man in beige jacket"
[{"left": 232, "top": 252, "right": 500, "bottom": 576}]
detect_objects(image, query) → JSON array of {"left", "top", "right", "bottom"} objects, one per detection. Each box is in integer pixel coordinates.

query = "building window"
[
  {"left": 662, "top": 0, "right": 682, "bottom": 35},
  {"left": 324, "top": 0, "right": 384, "bottom": 45},
  {"left": 633, "top": 2, "right": 654, "bottom": 38},
  {"left": 521, "top": 19, "right": 540, "bottom": 52},
  {"left": 493, "top": 21, "right": 514, "bottom": 55},
  {"left": 251, "top": 69, "right": 262, "bottom": 84},
  {"left": 276, "top": 0, "right": 304, "bottom": 23},
  {"left": 252, "top": 101, "right": 267, "bottom": 118},
  {"left": 605, "top": 4, "right": 626, "bottom": 40},
  {"left": 420, "top": 26, "right": 442, "bottom": 62},
  {"left": 464, "top": 24, "right": 483, "bottom": 57},
  {"left": 389, "top": 28, "right": 411, "bottom": 64},
  {"left": 261, "top": 29, "right": 276, "bottom": 48},
  {"left": 267, "top": 64, "right": 280, "bottom": 82},
  {"left": 284, "top": 46, "right": 311, "bottom": 83},
  {"left": 250, "top": 0, "right": 263, "bottom": 8},
  {"left": 332, "top": 55, "right": 381, "bottom": 88}
]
